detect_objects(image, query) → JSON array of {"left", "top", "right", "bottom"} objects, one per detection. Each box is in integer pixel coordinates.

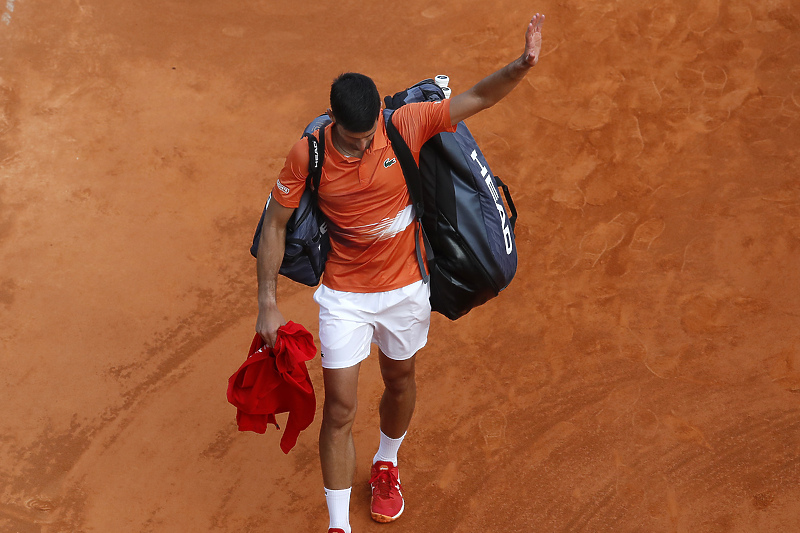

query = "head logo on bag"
[{"left": 470, "top": 149, "right": 513, "bottom": 255}]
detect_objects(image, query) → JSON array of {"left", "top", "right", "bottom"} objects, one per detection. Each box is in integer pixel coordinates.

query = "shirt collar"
[{"left": 369, "top": 115, "right": 389, "bottom": 151}]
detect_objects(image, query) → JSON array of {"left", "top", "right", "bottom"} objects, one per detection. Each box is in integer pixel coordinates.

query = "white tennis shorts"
[{"left": 313, "top": 280, "right": 431, "bottom": 369}]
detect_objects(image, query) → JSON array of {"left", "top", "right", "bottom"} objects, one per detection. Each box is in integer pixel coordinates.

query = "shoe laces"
[{"left": 370, "top": 464, "right": 401, "bottom": 499}]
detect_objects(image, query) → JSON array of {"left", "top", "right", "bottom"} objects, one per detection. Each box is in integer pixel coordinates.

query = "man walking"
[{"left": 256, "top": 13, "right": 545, "bottom": 532}]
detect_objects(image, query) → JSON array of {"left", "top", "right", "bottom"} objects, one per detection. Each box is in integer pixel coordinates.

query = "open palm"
[{"left": 523, "top": 13, "right": 545, "bottom": 66}]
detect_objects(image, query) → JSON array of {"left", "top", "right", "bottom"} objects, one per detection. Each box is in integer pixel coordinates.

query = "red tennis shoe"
[
  {"left": 328, "top": 529, "right": 346, "bottom": 533},
  {"left": 369, "top": 461, "right": 404, "bottom": 523}
]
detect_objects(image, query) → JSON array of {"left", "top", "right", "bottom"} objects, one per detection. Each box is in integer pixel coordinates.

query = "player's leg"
[
  {"left": 377, "top": 351, "right": 416, "bottom": 444},
  {"left": 368, "top": 351, "right": 415, "bottom": 523},
  {"left": 319, "top": 364, "right": 360, "bottom": 533},
  {"left": 314, "top": 284, "right": 375, "bottom": 533},
  {"left": 369, "top": 280, "right": 431, "bottom": 523},
  {"left": 373, "top": 279, "right": 430, "bottom": 443},
  {"left": 319, "top": 363, "right": 361, "bottom": 490}
]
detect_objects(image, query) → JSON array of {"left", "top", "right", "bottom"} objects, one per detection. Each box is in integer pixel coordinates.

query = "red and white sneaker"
[
  {"left": 328, "top": 529, "right": 346, "bottom": 533},
  {"left": 369, "top": 461, "right": 404, "bottom": 523}
]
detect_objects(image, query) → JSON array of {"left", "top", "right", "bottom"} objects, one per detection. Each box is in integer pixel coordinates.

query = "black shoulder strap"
[
  {"left": 385, "top": 114, "right": 423, "bottom": 216},
  {"left": 385, "top": 112, "right": 432, "bottom": 283},
  {"left": 303, "top": 125, "right": 326, "bottom": 197}
]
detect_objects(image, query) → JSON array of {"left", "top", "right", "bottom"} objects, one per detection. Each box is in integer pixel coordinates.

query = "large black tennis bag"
[{"left": 385, "top": 79, "right": 518, "bottom": 320}]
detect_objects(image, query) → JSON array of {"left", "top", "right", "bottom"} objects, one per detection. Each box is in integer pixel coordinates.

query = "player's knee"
[
  {"left": 382, "top": 365, "right": 416, "bottom": 396},
  {"left": 322, "top": 396, "right": 358, "bottom": 430}
]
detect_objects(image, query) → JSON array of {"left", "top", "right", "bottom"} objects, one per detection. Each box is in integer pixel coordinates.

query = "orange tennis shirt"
[{"left": 272, "top": 100, "right": 457, "bottom": 293}]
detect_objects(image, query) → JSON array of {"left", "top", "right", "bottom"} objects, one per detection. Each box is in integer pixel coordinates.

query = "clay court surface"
[{"left": 2, "top": 0, "right": 799, "bottom": 531}]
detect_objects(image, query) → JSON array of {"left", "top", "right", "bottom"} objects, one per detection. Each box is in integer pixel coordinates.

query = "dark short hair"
[{"left": 330, "top": 73, "right": 381, "bottom": 133}]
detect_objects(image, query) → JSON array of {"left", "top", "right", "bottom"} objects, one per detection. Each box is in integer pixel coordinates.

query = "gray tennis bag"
[
  {"left": 250, "top": 117, "right": 331, "bottom": 286},
  {"left": 384, "top": 79, "right": 518, "bottom": 320}
]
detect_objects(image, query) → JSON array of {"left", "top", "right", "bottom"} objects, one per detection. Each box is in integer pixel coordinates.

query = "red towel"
[{"left": 227, "top": 322, "right": 317, "bottom": 453}]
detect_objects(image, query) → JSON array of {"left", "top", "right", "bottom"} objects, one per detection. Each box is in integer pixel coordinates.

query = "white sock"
[
  {"left": 372, "top": 430, "right": 406, "bottom": 467},
  {"left": 324, "top": 487, "right": 351, "bottom": 533}
]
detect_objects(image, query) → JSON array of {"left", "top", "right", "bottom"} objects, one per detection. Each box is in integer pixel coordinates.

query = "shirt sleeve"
[
  {"left": 271, "top": 136, "right": 311, "bottom": 209},
  {"left": 392, "top": 99, "right": 458, "bottom": 155}
]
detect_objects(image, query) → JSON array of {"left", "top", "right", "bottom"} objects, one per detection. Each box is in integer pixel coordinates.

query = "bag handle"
[{"left": 494, "top": 175, "right": 517, "bottom": 231}]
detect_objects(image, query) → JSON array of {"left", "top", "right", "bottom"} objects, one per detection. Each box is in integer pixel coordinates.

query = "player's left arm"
[{"left": 449, "top": 13, "right": 544, "bottom": 125}]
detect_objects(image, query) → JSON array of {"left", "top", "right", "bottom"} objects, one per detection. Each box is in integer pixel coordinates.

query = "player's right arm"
[
  {"left": 256, "top": 136, "right": 311, "bottom": 346},
  {"left": 255, "top": 197, "right": 295, "bottom": 346}
]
